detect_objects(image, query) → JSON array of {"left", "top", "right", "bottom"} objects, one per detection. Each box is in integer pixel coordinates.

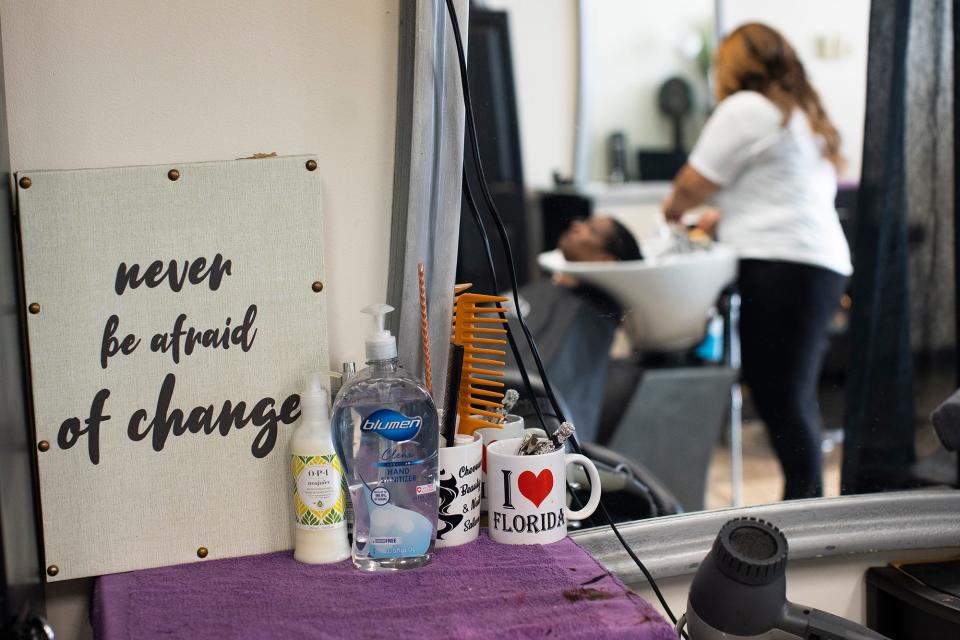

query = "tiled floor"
[
  {"left": 705, "top": 420, "right": 842, "bottom": 509},
  {"left": 705, "top": 362, "right": 955, "bottom": 509}
]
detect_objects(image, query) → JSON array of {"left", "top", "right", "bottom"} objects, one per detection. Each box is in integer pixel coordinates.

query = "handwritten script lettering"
[
  {"left": 127, "top": 373, "right": 300, "bottom": 459},
  {"left": 58, "top": 253, "right": 300, "bottom": 464},
  {"left": 150, "top": 304, "right": 258, "bottom": 365},
  {"left": 115, "top": 253, "right": 232, "bottom": 295},
  {"left": 100, "top": 315, "right": 142, "bottom": 369}
]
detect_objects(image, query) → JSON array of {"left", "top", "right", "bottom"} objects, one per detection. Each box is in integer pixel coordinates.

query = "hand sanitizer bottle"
[
  {"left": 332, "top": 303, "right": 439, "bottom": 571},
  {"left": 291, "top": 373, "right": 351, "bottom": 564}
]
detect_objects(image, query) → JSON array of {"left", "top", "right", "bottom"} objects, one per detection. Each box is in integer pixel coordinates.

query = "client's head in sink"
[{"left": 557, "top": 216, "right": 642, "bottom": 263}]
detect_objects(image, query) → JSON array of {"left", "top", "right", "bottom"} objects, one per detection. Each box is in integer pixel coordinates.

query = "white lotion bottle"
[{"left": 291, "top": 373, "right": 351, "bottom": 563}]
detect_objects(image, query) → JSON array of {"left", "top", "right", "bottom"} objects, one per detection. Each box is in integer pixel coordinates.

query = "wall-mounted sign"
[{"left": 17, "top": 156, "right": 327, "bottom": 580}]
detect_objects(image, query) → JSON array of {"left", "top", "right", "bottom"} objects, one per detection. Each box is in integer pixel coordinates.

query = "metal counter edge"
[{"left": 571, "top": 489, "right": 960, "bottom": 583}]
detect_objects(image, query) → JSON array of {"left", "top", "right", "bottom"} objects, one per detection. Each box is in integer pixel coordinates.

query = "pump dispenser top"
[
  {"left": 361, "top": 303, "right": 397, "bottom": 361},
  {"left": 300, "top": 372, "right": 330, "bottom": 424}
]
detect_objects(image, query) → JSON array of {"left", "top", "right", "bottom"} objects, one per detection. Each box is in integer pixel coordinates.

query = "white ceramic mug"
[
  {"left": 486, "top": 437, "right": 601, "bottom": 545},
  {"left": 472, "top": 414, "right": 524, "bottom": 512},
  {"left": 435, "top": 434, "right": 483, "bottom": 548}
]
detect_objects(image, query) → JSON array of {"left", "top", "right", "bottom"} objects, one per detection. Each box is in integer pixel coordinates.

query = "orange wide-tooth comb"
[{"left": 452, "top": 292, "right": 510, "bottom": 436}]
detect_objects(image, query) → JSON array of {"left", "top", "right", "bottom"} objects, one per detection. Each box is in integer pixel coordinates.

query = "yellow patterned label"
[{"left": 292, "top": 454, "right": 346, "bottom": 530}]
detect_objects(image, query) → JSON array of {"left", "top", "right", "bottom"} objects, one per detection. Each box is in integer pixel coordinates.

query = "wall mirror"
[{"left": 454, "top": 0, "right": 957, "bottom": 525}]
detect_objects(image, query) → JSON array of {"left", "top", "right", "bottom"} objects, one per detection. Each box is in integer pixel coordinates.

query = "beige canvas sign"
[{"left": 17, "top": 155, "right": 327, "bottom": 581}]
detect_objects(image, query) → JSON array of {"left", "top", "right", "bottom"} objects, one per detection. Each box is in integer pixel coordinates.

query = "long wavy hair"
[{"left": 715, "top": 23, "right": 844, "bottom": 172}]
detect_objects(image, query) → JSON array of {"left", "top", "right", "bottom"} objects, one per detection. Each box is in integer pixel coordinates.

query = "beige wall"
[
  {"left": 486, "top": 0, "right": 869, "bottom": 185},
  {"left": 485, "top": 0, "right": 714, "bottom": 186},
  {"left": 2, "top": 0, "right": 398, "bottom": 369},
  {"left": 721, "top": 0, "right": 871, "bottom": 181},
  {"left": 587, "top": 0, "right": 714, "bottom": 182},
  {"left": 485, "top": 0, "right": 579, "bottom": 190},
  {"left": 1, "top": 1, "right": 400, "bottom": 638}
]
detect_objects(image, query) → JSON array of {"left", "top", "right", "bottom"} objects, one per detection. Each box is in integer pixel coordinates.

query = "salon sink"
[{"left": 538, "top": 246, "right": 738, "bottom": 352}]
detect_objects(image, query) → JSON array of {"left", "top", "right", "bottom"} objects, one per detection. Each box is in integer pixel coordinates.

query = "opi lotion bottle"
[{"left": 291, "top": 373, "right": 351, "bottom": 564}]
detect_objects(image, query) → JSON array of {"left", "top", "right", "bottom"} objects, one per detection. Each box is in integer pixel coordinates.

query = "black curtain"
[
  {"left": 954, "top": 0, "right": 960, "bottom": 485},
  {"left": 843, "top": 0, "right": 917, "bottom": 493}
]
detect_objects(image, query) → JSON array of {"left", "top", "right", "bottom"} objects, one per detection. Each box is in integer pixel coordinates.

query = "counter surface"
[{"left": 92, "top": 532, "right": 674, "bottom": 639}]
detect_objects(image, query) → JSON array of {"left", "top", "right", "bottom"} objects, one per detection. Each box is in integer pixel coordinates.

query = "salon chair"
[
  {"left": 498, "top": 278, "right": 713, "bottom": 520},
  {"left": 507, "top": 394, "right": 684, "bottom": 523},
  {"left": 501, "top": 278, "right": 620, "bottom": 443},
  {"left": 497, "top": 268, "right": 740, "bottom": 514}
]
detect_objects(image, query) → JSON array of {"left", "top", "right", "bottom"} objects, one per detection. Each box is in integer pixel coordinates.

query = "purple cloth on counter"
[{"left": 92, "top": 531, "right": 675, "bottom": 639}]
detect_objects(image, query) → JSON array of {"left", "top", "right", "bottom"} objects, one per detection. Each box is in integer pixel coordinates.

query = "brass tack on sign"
[
  {"left": 46, "top": 565, "right": 59, "bottom": 577},
  {"left": 37, "top": 440, "right": 50, "bottom": 452},
  {"left": 28, "top": 303, "right": 40, "bottom": 315},
  {"left": 197, "top": 547, "right": 208, "bottom": 559},
  {"left": 168, "top": 169, "right": 180, "bottom": 182},
  {"left": 19, "top": 176, "right": 32, "bottom": 189},
  {"left": 305, "top": 159, "right": 318, "bottom": 172},
  {"left": 312, "top": 281, "right": 324, "bottom": 293}
]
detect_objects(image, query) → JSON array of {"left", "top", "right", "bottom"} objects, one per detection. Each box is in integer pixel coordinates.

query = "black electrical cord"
[
  {"left": 443, "top": 1, "right": 685, "bottom": 634},
  {"left": 464, "top": 166, "right": 592, "bottom": 523},
  {"left": 462, "top": 167, "right": 552, "bottom": 435},
  {"left": 464, "top": 167, "right": 659, "bottom": 522},
  {"left": 446, "top": 3, "right": 567, "bottom": 430}
]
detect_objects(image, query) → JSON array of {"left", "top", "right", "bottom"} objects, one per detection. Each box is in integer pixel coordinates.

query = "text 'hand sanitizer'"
[
  {"left": 291, "top": 373, "right": 351, "bottom": 564},
  {"left": 332, "top": 303, "right": 439, "bottom": 571}
]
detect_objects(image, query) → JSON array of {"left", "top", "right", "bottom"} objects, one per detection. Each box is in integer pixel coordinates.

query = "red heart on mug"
[{"left": 518, "top": 469, "right": 554, "bottom": 507}]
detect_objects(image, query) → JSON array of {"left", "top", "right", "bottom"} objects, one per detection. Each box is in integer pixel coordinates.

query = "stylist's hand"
[
  {"left": 661, "top": 193, "right": 683, "bottom": 223},
  {"left": 697, "top": 208, "right": 721, "bottom": 234},
  {"left": 552, "top": 273, "right": 580, "bottom": 289},
  {"left": 662, "top": 164, "right": 720, "bottom": 223}
]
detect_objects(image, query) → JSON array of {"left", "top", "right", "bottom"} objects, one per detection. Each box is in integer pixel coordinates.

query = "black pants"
[{"left": 737, "top": 259, "right": 848, "bottom": 500}]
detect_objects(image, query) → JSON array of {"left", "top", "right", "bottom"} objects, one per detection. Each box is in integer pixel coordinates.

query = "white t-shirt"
[{"left": 688, "top": 91, "right": 852, "bottom": 276}]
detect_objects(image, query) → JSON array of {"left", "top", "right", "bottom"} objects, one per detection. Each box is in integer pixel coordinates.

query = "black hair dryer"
[{"left": 683, "top": 518, "right": 890, "bottom": 639}]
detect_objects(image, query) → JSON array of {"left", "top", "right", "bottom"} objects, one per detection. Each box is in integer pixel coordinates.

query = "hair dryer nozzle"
[{"left": 684, "top": 517, "right": 890, "bottom": 639}]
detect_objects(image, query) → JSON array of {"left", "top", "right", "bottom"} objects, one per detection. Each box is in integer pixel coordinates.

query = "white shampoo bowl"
[{"left": 538, "top": 247, "right": 738, "bottom": 352}]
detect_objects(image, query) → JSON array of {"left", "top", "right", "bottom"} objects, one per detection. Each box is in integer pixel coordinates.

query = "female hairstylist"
[{"left": 662, "top": 23, "right": 851, "bottom": 500}]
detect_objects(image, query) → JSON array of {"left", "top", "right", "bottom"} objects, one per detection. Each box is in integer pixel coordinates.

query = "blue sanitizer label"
[
  {"left": 361, "top": 409, "right": 422, "bottom": 442},
  {"left": 360, "top": 408, "right": 433, "bottom": 558},
  {"left": 368, "top": 500, "right": 434, "bottom": 558}
]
